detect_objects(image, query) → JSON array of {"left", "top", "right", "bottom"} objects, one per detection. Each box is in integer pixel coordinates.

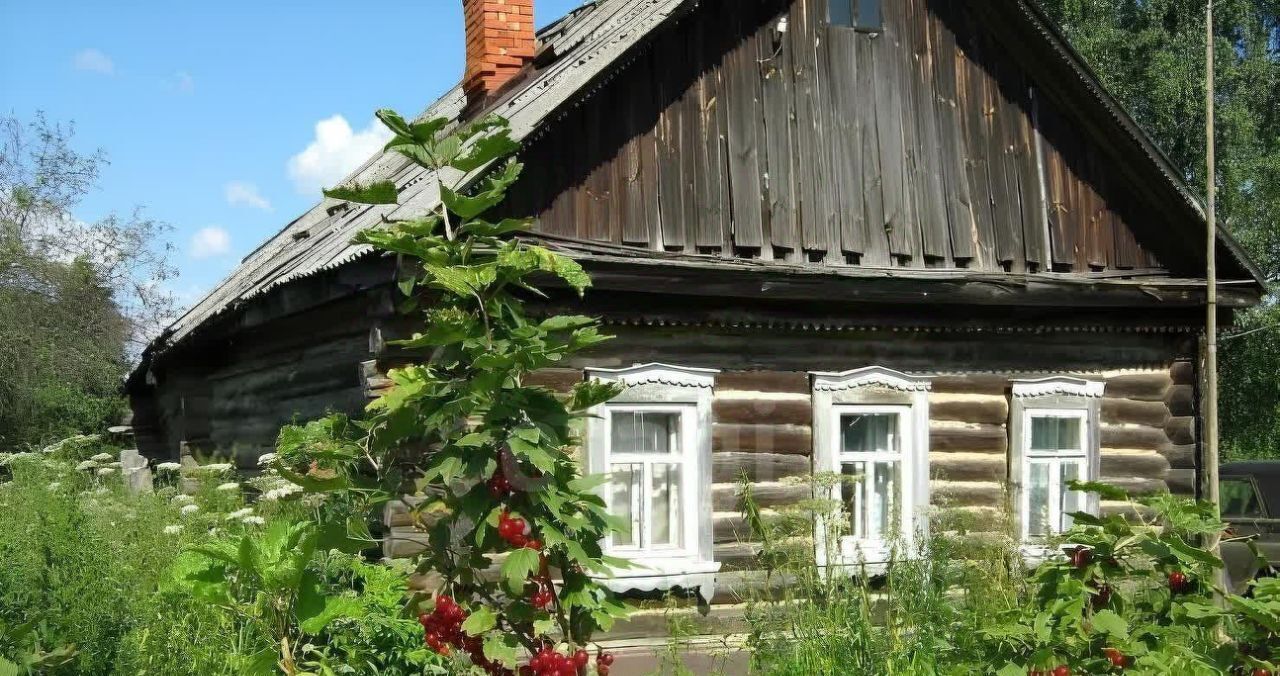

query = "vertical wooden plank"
[
  {"left": 1023, "top": 85, "right": 1051, "bottom": 269},
  {"left": 988, "top": 54, "right": 1026, "bottom": 270},
  {"left": 724, "top": 6, "right": 766, "bottom": 249},
  {"left": 620, "top": 55, "right": 652, "bottom": 246},
  {"left": 694, "top": 6, "right": 728, "bottom": 250},
  {"left": 1041, "top": 106, "right": 1077, "bottom": 269},
  {"left": 855, "top": 35, "right": 890, "bottom": 266},
  {"left": 906, "top": 0, "right": 951, "bottom": 261},
  {"left": 1006, "top": 71, "right": 1043, "bottom": 271},
  {"left": 1084, "top": 151, "right": 1111, "bottom": 269},
  {"left": 929, "top": 0, "right": 976, "bottom": 262},
  {"left": 953, "top": 16, "right": 997, "bottom": 269},
  {"left": 873, "top": 0, "right": 914, "bottom": 260},
  {"left": 761, "top": 3, "right": 798, "bottom": 252},
  {"left": 653, "top": 31, "right": 687, "bottom": 249},
  {"left": 791, "top": 0, "right": 830, "bottom": 255},
  {"left": 638, "top": 60, "right": 664, "bottom": 250},
  {"left": 826, "top": 22, "right": 866, "bottom": 255}
]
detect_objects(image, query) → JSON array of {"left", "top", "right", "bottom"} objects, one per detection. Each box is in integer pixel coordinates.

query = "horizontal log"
[
  {"left": 713, "top": 395, "right": 811, "bottom": 426},
  {"left": 599, "top": 605, "right": 750, "bottom": 642},
  {"left": 1099, "top": 449, "right": 1170, "bottom": 478},
  {"left": 931, "top": 480, "right": 1004, "bottom": 508},
  {"left": 384, "top": 527, "right": 430, "bottom": 559},
  {"left": 1101, "top": 398, "right": 1169, "bottom": 427},
  {"left": 713, "top": 452, "right": 810, "bottom": 483},
  {"left": 1103, "top": 372, "right": 1171, "bottom": 401},
  {"left": 930, "top": 423, "right": 1008, "bottom": 453},
  {"left": 1102, "top": 476, "right": 1167, "bottom": 496},
  {"left": 1100, "top": 500, "right": 1151, "bottom": 521},
  {"left": 1164, "top": 384, "right": 1195, "bottom": 417},
  {"left": 717, "top": 370, "right": 809, "bottom": 393},
  {"left": 1166, "top": 468, "right": 1197, "bottom": 495},
  {"left": 525, "top": 368, "right": 582, "bottom": 392},
  {"left": 1159, "top": 443, "right": 1196, "bottom": 469},
  {"left": 712, "top": 481, "right": 810, "bottom": 511},
  {"left": 714, "top": 541, "right": 762, "bottom": 571},
  {"left": 930, "top": 394, "right": 1009, "bottom": 424},
  {"left": 1165, "top": 416, "right": 1196, "bottom": 445},
  {"left": 1170, "top": 360, "right": 1195, "bottom": 385},
  {"left": 714, "top": 511, "right": 755, "bottom": 544},
  {"left": 929, "top": 452, "right": 1007, "bottom": 481},
  {"left": 931, "top": 374, "right": 1009, "bottom": 395},
  {"left": 1101, "top": 424, "right": 1169, "bottom": 450},
  {"left": 713, "top": 423, "right": 811, "bottom": 455}
]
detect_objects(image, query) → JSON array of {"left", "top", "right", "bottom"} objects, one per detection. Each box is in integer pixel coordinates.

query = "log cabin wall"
[
  {"left": 379, "top": 320, "right": 1202, "bottom": 578},
  {"left": 501, "top": 0, "right": 1184, "bottom": 275}
]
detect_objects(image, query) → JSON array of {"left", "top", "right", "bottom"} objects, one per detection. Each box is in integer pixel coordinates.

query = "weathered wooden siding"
[{"left": 504, "top": 0, "right": 1177, "bottom": 274}]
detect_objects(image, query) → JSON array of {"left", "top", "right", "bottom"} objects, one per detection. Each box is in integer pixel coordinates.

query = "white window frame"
[
  {"left": 811, "top": 366, "right": 931, "bottom": 569},
  {"left": 585, "top": 363, "right": 720, "bottom": 600},
  {"left": 1010, "top": 377, "right": 1104, "bottom": 548}
]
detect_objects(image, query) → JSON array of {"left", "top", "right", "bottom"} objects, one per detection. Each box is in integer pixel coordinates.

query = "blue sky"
[{"left": 0, "top": 0, "right": 582, "bottom": 307}]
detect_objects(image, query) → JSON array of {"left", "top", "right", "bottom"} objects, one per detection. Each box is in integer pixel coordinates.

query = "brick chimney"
[{"left": 463, "top": 0, "right": 536, "bottom": 106}]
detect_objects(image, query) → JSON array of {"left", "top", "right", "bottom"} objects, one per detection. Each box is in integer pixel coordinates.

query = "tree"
[
  {"left": 0, "top": 113, "right": 178, "bottom": 449},
  {"left": 1034, "top": 0, "right": 1280, "bottom": 460},
  {"left": 265, "top": 112, "right": 628, "bottom": 675}
]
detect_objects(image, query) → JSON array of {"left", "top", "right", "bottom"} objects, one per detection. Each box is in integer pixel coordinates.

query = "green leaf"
[
  {"left": 1092, "top": 609, "right": 1129, "bottom": 638},
  {"left": 500, "top": 547, "right": 541, "bottom": 593},
  {"left": 451, "top": 130, "right": 521, "bottom": 173},
  {"left": 323, "top": 181, "right": 398, "bottom": 205},
  {"left": 567, "top": 473, "right": 610, "bottom": 493},
  {"left": 538, "top": 315, "right": 597, "bottom": 332},
  {"left": 482, "top": 632, "right": 522, "bottom": 667},
  {"left": 375, "top": 109, "right": 414, "bottom": 138},
  {"left": 296, "top": 570, "right": 364, "bottom": 635},
  {"left": 461, "top": 606, "right": 498, "bottom": 635},
  {"left": 996, "top": 664, "right": 1026, "bottom": 676},
  {"left": 457, "top": 431, "right": 490, "bottom": 447},
  {"left": 1165, "top": 534, "right": 1224, "bottom": 568},
  {"left": 441, "top": 184, "right": 506, "bottom": 220},
  {"left": 1067, "top": 480, "right": 1129, "bottom": 501}
]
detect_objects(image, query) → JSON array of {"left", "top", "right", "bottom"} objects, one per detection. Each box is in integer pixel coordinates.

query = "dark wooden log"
[
  {"left": 717, "top": 370, "right": 810, "bottom": 393},
  {"left": 714, "top": 396, "right": 812, "bottom": 426},
  {"left": 1164, "top": 384, "right": 1195, "bottom": 417},
  {"left": 1099, "top": 450, "right": 1170, "bottom": 478},
  {"left": 1101, "top": 424, "right": 1170, "bottom": 451},
  {"left": 1160, "top": 444, "right": 1196, "bottom": 470},
  {"left": 712, "top": 452, "right": 810, "bottom": 482},
  {"left": 1166, "top": 468, "right": 1197, "bottom": 496},
  {"left": 1169, "top": 360, "right": 1196, "bottom": 385},
  {"left": 930, "top": 451, "right": 1007, "bottom": 481},
  {"left": 931, "top": 374, "right": 1010, "bottom": 395},
  {"left": 930, "top": 423, "right": 1008, "bottom": 453},
  {"left": 712, "top": 481, "right": 810, "bottom": 511},
  {"left": 525, "top": 368, "right": 583, "bottom": 392},
  {"left": 931, "top": 480, "right": 1003, "bottom": 508},
  {"left": 713, "top": 423, "right": 812, "bottom": 455},
  {"left": 930, "top": 396, "right": 1009, "bottom": 424},
  {"left": 1164, "top": 416, "right": 1196, "bottom": 446},
  {"left": 1104, "top": 372, "right": 1172, "bottom": 401},
  {"left": 1101, "top": 398, "right": 1170, "bottom": 427}
]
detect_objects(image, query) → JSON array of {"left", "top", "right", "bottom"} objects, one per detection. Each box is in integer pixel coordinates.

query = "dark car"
[{"left": 1220, "top": 461, "right": 1280, "bottom": 592}]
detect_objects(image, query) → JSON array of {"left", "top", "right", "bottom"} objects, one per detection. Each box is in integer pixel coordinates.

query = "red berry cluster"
[
  {"left": 419, "top": 595, "right": 468, "bottom": 656},
  {"left": 531, "top": 581, "right": 555, "bottom": 610},
  {"left": 1028, "top": 667, "right": 1070, "bottom": 676},
  {"left": 498, "top": 510, "right": 534, "bottom": 549},
  {"left": 488, "top": 470, "right": 514, "bottom": 499},
  {"left": 1167, "top": 570, "right": 1191, "bottom": 594},
  {"left": 524, "top": 647, "right": 590, "bottom": 676},
  {"left": 1104, "top": 647, "right": 1127, "bottom": 669}
]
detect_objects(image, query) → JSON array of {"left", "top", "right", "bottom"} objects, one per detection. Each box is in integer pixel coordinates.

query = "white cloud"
[
  {"left": 166, "top": 71, "right": 195, "bottom": 94},
  {"left": 190, "top": 226, "right": 232, "bottom": 259},
  {"left": 73, "top": 48, "right": 115, "bottom": 75},
  {"left": 286, "top": 115, "right": 391, "bottom": 196},
  {"left": 224, "top": 181, "right": 272, "bottom": 212}
]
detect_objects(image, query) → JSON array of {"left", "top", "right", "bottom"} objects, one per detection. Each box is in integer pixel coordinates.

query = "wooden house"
[{"left": 128, "top": 0, "right": 1265, "bottom": 656}]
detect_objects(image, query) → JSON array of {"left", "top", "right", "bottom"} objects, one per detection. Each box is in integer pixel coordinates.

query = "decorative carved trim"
[
  {"left": 1011, "top": 376, "right": 1105, "bottom": 398},
  {"left": 810, "top": 366, "right": 932, "bottom": 393},
  {"left": 586, "top": 363, "right": 719, "bottom": 389}
]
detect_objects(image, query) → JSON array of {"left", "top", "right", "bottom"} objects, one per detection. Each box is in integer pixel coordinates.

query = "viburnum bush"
[
  {"left": 971, "top": 482, "right": 1279, "bottom": 676},
  {"left": 273, "top": 110, "right": 631, "bottom": 675}
]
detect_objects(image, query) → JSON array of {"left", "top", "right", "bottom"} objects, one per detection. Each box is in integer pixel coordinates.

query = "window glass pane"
[
  {"left": 1060, "top": 461, "right": 1085, "bottom": 530},
  {"left": 1027, "top": 461, "right": 1051, "bottom": 537},
  {"left": 611, "top": 411, "right": 679, "bottom": 454},
  {"left": 856, "top": 0, "right": 882, "bottom": 30},
  {"left": 1030, "top": 416, "right": 1082, "bottom": 452},
  {"left": 1221, "top": 479, "right": 1264, "bottom": 517},
  {"left": 829, "top": 0, "right": 853, "bottom": 26},
  {"left": 841, "top": 460, "right": 899, "bottom": 541},
  {"left": 841, "top": 413, "right": 900, "bottom": 453},
  {"left": 650, "top": 464, "right": 683, "bottom": 548},
  {"left": 609, "top": 463, "right": 642, "bottom": 547}
]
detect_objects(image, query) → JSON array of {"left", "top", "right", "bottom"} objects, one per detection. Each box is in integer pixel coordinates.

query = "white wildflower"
[
  {"left": 216, "top": 482, "right": 240, "bottom": 492},
  {"left": 93, "top": 487, "right": 109, "bottom": 495},
  {"left": 75, "top": 460, "right": 98, "bottom": 471},
  {"left": 90, "top": 452, "right": 115, "bottom": 462},
  {"left": 227, "top": 508, "right": 254, "bottom": 520},
  {"left": 241, "top": 516, "right": 266, "bottom": 526},
  {"left": 163, "top": 525, "right": 184, "bottom": 535},
  {"left": 260, "top": 483, "right": 302, "bottom": 502},
  {"left": 256, "top": 453, "right": 277, "bottom": 467},
  {"left": 47, "top": 482, "right": 61, "bottom": 490},
  {"left": 171, "top": 494, "right": 194, "bottom": 505},
  {"left": 96, "top": 467, "right": 117, "bottom": 477},
  {"left": 180, "top": 504, "right": 200, "bottom": 515},
  {"left": 192, "top": 463, "right": 233, "bottom": 474},
  {"left": 156, "top": 462, "right": 182, "bottom": 472}
]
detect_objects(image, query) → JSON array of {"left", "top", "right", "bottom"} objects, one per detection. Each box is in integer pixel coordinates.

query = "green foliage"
[{"left": 1032, "top": 0, "right": 1280, "bottom": 460}]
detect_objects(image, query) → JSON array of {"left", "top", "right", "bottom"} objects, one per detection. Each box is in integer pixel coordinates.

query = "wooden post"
[{"left": 1204, "top": 1, "right": 1226, "bottom": 594}]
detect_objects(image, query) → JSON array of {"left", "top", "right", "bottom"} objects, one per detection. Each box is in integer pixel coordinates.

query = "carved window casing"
[
  {"left": 1010, "top": 377, "right": 1104, "bottom": 543},
  {"left": 585, "top": 364, "right": 720, "bottom": 600},
  {"left": 811, "top": 366, "right": 931, "bottom": 568}
]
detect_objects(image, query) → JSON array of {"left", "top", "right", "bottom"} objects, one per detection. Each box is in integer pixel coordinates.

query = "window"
[
  {"left": 585, "top": 364, "right": 720, "bottom": 599},
  {"left": 812, "top": 367, "right": 931, "bottom": 567},
  {"left": 1221, "top": 477, "right": 1266, "bottom": 518},
  {"left": 830, "top": 0, "right": 882, "bottom": 32},
  {"left": 1010, "top": 377, "right": 1104, "bottom": 543}
]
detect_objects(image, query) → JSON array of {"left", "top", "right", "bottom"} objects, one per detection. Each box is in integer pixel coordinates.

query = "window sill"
[{"left": 591, "top": 559, "right": 722, "bottom": 601}]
